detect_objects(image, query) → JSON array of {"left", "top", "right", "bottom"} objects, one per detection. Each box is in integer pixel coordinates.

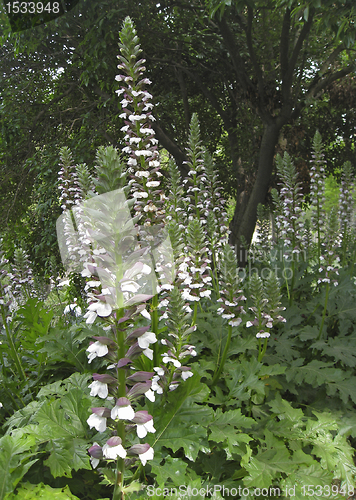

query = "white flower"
[
  {"left": 133, "top": 191, "right": 149, "bottom": 199},
  {"left": 229, "top": 318, "right": 242, "bottom": 327},
  {"left": 87, "top": 413, "right": 107, "bottom": 433},
  {"left": 111, "top": 404, "right": 135, "bottom": 421},
  {"left": 140, "top": 308, "right": 151, "bottom": 320},
  {"left": 151, "top": 376, "right": 163, "bottom": 394},
  {"left": 143, "top": 347, "right": 154, "bottom": 360},
  {"left": 149, "top": 160, "right": 160, "bottom": 167},
  {"left": 162, "top": 355, "right": 181, "bottom": 368},
  {"left": 256, "top": 332, "right": 270, "bottom": 339},
  {"left": 145, "top": 389, "right": 155, "bottom": 402},
  {"left": 88, "top": 381, "right": 108, "bottom": 399},
  {"left": 86, "top": 342, "right": 109, "bottom": 363},
  {"left": 121, "top": 281, "right": 141, "bottom": 293},
  {"left": 136, "top": 170, "right": 150, "bottom": 178},
  {"left": 84, "top": 301, "right": 112, "bottom": 324},
  {"left": 136, "top": 418, "right": 156, "bottom": 438},
  {"left": 102, "top": 443, "right": 126, "bottom": 460},
  {"left": 181, "top": 371, "right": 193, "bottom": 381},
  {"left": 154, "top": 367, "right": 165, "bottom": 376},
  {"left": 63, "top": 303, "right": 82, "bottom": 316},
  {"left": 57, "top": 279, "right": 70, "bottom": 287},
  {"left": 246, "top": 321, "right": 253, "bottom": 328},
  {"left": 222, "top": 313, "right": 235, "bottom": 319},
  {"left": 139, "top": 446, "right": 154, "bottom": 465},
  {"left": 129, "top": 114, "right": 146, "bottom": 122},
  {"left": 200, "top": 290, "right": 211, "bottom": 298},
  {"left": 138, "top": 331, "right": 157, "bottom": 349},
  {"left": 146, "top": 181, "right": 160, "bottom": 187}
]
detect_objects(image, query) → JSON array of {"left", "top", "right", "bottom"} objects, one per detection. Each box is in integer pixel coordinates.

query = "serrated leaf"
[
  {"left": 150, "top": 374, "right": 210, "bottom": 461},
  {"left": 268, "top": 396, "right": 304, "bottom": 423},
  {"left": 299, "top": 325, "right": 319, "bottom": 341},
  {"left": 156, "top": 424, "right": 208, "bottom": 461},
  {"left": 314, "top": 337, "right": 356, "bottom": 367},
  {"left": 291, "top": 359, "right": 343, "bottom": 386},
  {"left": 326, "top": 376, "right": 356, "bottom": 404},
  {"left": 151, "top": 456, "right": 188, "bottom": 486},
  {"left": 0, "top": 434, "right": 38, "bottom": 500},
  {"left": 65, "top": 438, "right": 91, "bottom": 472},
  {"left": 36, "top": 399, "right": 83, "bottom": 439},
  {"left": 44, "top": 439, "right": 73, "bottom": 478},
  {"left": 242, "top": 456, "right": 274, "bottom": 488}
]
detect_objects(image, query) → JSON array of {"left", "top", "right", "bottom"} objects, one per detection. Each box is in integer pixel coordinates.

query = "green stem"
[
  {"left": 191, "top": 302, "right": 198, "bottom": 327},
  {"left": 151, "top": 294, "right": 159, "bottom": 366},
  {"left": 211, "top": 324, "right": 232, "bottom": 386},
  {"left": 113, "top": 310, "right": 126, "bottom": 500},
  {"left": 282, "top": 254, "right": 290, "bottom": 302},
  {"left": 1, "top": 306, "right": 27, "bottom": 384},
  {"left": 317, "top": 282, "right": 329, "bottom": 341},
  {"left": 258, "top": 338, "right": 268, "bottom": 362},
  {"left": 289, "top": 259, "right": 295, "bottom": 306}
]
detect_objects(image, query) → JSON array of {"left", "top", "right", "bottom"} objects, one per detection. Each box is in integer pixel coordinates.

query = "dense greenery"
[
  {"left": 0, "top": 16, "right": 355, "bottom": 500},
  {"left": 1, "top": 0, "right": 356, "bottom": 272}
]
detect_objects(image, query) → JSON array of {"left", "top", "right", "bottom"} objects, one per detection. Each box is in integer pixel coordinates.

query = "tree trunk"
[{"left": 229, "top": 121, "right": 281, "bottom": 265}]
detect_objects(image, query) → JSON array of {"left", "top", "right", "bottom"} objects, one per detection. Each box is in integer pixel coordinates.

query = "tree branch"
[
  {"left": 279, "top": 8, "right": 290, "bottom": 87},
  {"left": 151, "top": 122, "right": 188, "bottom": 176},
  {"left": 215, "top": 17, "right": 254, "bottom": 94},
  {"left": 284, "top": 10, "right": 314, "bottom": 91}
]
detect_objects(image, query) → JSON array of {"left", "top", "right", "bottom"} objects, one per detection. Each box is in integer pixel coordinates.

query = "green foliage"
[
  {"left": 94, "top": 146, "right": 127, "bottom": 195},
  {"left": 2, "top": 16, "right": 356, "bottom": 500},
  {"left": 5, "top": 482, "right": 80, "bottom": 500}
]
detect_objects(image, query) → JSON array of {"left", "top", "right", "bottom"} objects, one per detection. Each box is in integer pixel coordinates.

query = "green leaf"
[
  {"left": 154, "top": 424, "right": 207, "bottom": 462},
  {"left": 242, "top": 456, "right": 274, "bottom": 488},
  {"left": 268, "top": 395, "right": 304, "bottom": 423},
  {"left": 151, "top": 456, "right": 188, "bottom": 486},
  {"left": 150, "top": 374, "right": 211, "bottom": 461},
  {"left": 44, "top": 439, "right": 73, "bottom": 478},
  {"left": 326, "top": 375, "right": 356, "bottom": 404},
  {"left": 0, "top": 434, "right": 38, "bottom": 500},
  {"left": 208, "top": 408, "right": 254, "bottom": 451}
]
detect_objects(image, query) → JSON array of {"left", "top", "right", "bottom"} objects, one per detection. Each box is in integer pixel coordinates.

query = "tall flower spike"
[
  {"left": 0, "top": 241, "right": 12, "bottom": 313},
  {"left": 165, "top": 158, "right": 185, "bottom": 224},
  {"left": 309, "top": 130, "right": 326, "bottom": 264},
  {"left": 57, "top": 147, "right": 84, "bottom": 272},
  {"left": 183, "top": 114, "right": 209, "bottom": 225},
  {"left": 156, "top": 285, "right": 197, "bottom": 392},
  {"left": 203, "top": 150, "right": 229, "bottom": 248},
  {"left": 275, "top": 152, "right": 304, "bottom": 254},
  {"left": 254, "top": 203, "right": 271, "bottom": 260},
  {"left": 94, "top": 146, "right": 128, "bottom": 196},
  {"left": 338, "top": 161, "right": 354, "bottom": 262},
  {"left": 58, "top": 146, "right": 82, "bottom": 211},
  {"left": 181, "top": 219, "right": 212, "bottom": 304},
  {"left": 9, "top": 248, "right": 35, "bottom": 303},
  {"left": 116, "top": 16, "right": 165, "bottom": 226},
  {"left": 76, "top": 163, "right": 95, "bottom": 200},
  {"left": 271, "top": 188, "right": 284, "bottom": 245},
  {"left": 216, "top": 243, "right": 246, "bottom": 327},
  {"left": 318, "top": 206, "right": 340, "bottom": 287}
]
